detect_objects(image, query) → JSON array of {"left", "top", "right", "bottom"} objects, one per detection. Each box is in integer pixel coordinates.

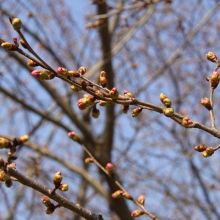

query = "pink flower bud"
[
  {"left": 17, "top": 135, "right": 29, "bottom": 145},
  {"left": 132, "top": 108, "right": 142, "bottom": 118},
  {"left": 110, "top": 87, "right": 119, "bottom": 99},
  {"left": 0, "top": 137, "right": 11, "bottom": 149},
  {"left": 137, "top": 195, "right": 145, "bottom": 205},
  {"left": 53, "top": 171, "right": 62, "bottom": 185},
  {"left": 131, "top": 210, "right": 144, "bottom": 217},
  {"left": 194, "top": 144, "right": 207, "bottom": 152},
  {"left": 57, "top": 67, "right": 69, "bottom": 78},
  {"left": 68, "top": 131, "right": 80, "bottom": 142},
  {"left": 31, "top": 69, "right": 55, "bottom": 80},
  {"left": 77, "top": 98, "right": 91, "bottom": 110},
  {"left": 111, "top": 190, "right": 123, "bottom": 198},
  {"left": 182, "top": 117, "right": 193, "bottom": 127},
  {"left": 41, "top": 196, "right": 51, "bottom": 207},
  {"left": 106, "top": 163, "right": 114, "bottom": 176},
  {"left": 202, "top": 147, "right": 214, "bottom": 158},
  {"left": 206, "top": 52, "right": 217, "bottom": 62}
]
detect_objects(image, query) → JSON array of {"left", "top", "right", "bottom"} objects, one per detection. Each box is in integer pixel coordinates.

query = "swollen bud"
[
  {"left": 201, "top": 98, "right": 212, "bottom": 110},
  {"left": 159, "top": 93, "right": 167, "bottom": 102},
  {"left": 131, "top": 210, "right": 144, "bottom": 217},
  {"left": 68, "top": 70, "right": 79, "bottom": 77},
  {"left": 85, "top": 157, "right": 93, "bottom": 163},
  {"left": 1, "top": 42, "right": 14, "bottom": 51},
  {"left": 202, "top": 147, "right": 214, "bottom": 158},
  {"left": 78, "top": 66, "right": 86, "bottom": 75},
  {"left": 163, "top": 108, "right": 174, "bottom": 117},
  {"left": 0, "top": 137, "right": 11, "bottom": 149},
  {"left": 182, "top": 117, "right": 193, "bottom": 127},
  {"left": 210, "top": 71, "right": 220, "bottom": 89},
  {"left": 11, "top": 18, "right": 22, "bottom": 30},
  {"left": 206, "top": 52, "right": 217, "bottom": 63},
  {"left": 53, "top": 171, "right": 62, "bottom": 185},
  {"left": 42, "top": 196, "right": 51, "bottom": 207},
  {"left": 59, "top": 183, "right": 68, "bottom": 191},
  {"left": 68, "top": 131, "right": 80, "bottom": 142},
  {"left": 31, "top": 69, "right": 55, "bottom": 80},
  {"left": 100, "top": 71, "right": 107, "bottom": 87},
  {"left": 17, "top": 135, "right": 29, "bottom": 145},
  {"left": 137, "top": 195, "right": 145, "bottom": 205},
  {"left": 160, "top": 93, "right": 172, "bottom": 107},
  {"left": 109, "top": 87, "right": 119, "bottom": 99},
  {"left": 28, "top": 59, "right": 38, "bottom": 67},
  {"left": 132, "top": 107, "right": 142, "bottom": 118},
  {"left": 57, "top": 67, "right": 69, "bottom": 78},
  {"left": 194, "top": 144, "right": 207, "bottom": 152},
  {"left": 124, "top": 90, "right": 135, "bottom": 98},
  {"left": 77, "top": 98, "right": 91, "bottom": 110},
  {"left": 111, "top": 190, "right": 123, "bottom": 198},
  {"left": 106, "top": 163, "right": 114, "bottom": 176}
]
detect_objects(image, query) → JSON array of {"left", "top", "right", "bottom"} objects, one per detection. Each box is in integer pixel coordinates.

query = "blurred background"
[{"left": 0, "top": 0, "right": 220, "bottom": 219}]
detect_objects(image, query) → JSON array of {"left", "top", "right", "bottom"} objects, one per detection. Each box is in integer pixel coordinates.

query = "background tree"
[{"left": 0, "top": 0, "right": 220, "bottom": 220}]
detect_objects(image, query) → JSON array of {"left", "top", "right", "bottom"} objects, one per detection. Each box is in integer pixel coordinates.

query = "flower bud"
[
  {"left": 210, "top": 71, "right": 220, "bottom": 88},
  {"left": 17, "top": 135, "right": 29, "bottom": 145},
  {"left": 99, "top": 100, "right": 109, "bottom": 106},
  {"left": 0, "top": 171, "right": 10, "bottom": 181},
  {"left": 182, "top": 117, "right": 193, "bottom": 127},
  {"left": 59, "top": 183, "right": 68, "bottom": 191},
  {"left": 206, "top": 52, "right": 217, "bottom": 62},
  {"left": 13, "top": 37, "right": 19, "bottom": 47},
  {"left": 78, "top": 66, "right": 86, "bottom": 75},
  {"left": 202, "top": 147, "right": 214, "bottom": 158},
  {"left": 160, "top": 93, "right": 167, "bottom": 102},
  {"left": 77, "top": 98, "right": 90, "bottom": 110},
  {"left": 53, "top": 171, "right": 62, "bottom": 185},
  {"left": 194, "top": 144, "right": 207, "bottom": 152},
  {"left": 132, "top": 107, "right": 142, "bottom": 118},
  {"left": 45, "top": 203, "right": 55, "bottom": 214},
  {"left": 0, "top": 137, "right": 11, "bottom": 149},
  {"left": 31, "top": 69, "right": 55, "bottom": 80},
  {"left": 124, "top": 90, "right": 135, "bottom": 98},
  {"left": 92, "top": 107, "right": 100, "bottom": 118},
  {"left": 57, "top": 67, "right": 69, "bottom": 78},
  {"left": 106, "top": 163, "right": 114, "bottom": 176},
  {"left": 68, "top": 70, "right": 79, "bottom": 77},
  {"left": 122, "top": 192, "right": 133, "bottom": 200},
  {"left": 121, "top": 105, "right": 129, "bottom": 114},
  {"left": 100, "top": 71, "right": 107, "bottom": 87},
  {"left": 131, "top": 210, "right": 144, "bottom": 217},
  {"left": 70, "top": 85, "right": 82, "bottom": 92},
  {"left": 111, "top": 190, "right": 123, "bottom": 198},
  {"left": 68, "top": 131, "right": 80, "bottom": 142},
  {"left": 42, "top": 196, "right": 51, "bottom": 207},
  {"left": 201, "top": 98, "right": 212, "bottom": 110},
  {"left": 20, "top": 39, "right": 28, "bottom": 49},
  {"left": 137, "top": 195, "right": 145, "bottom": 205},
  {"left": 85, "top": 157, "right": 93, "bottom": 163},
  {"left": 28, "top": 59, "right": 38, "bottom": 67},
  {"left": 11, "top": 18, "right": 22, "bottom": 30},
  {"left": 163, "top": 108, "right": 174, "bottom": 117},
  {"left": 109, "top": 87, "right": 119, "bottom": 99},
  {"left": 5, "top": 179, "right": 13, "bottom": 188},
  {"left": 163, "top": 98, "right": 172, "bottom": 107},
  {"left": 1, "top": 42, "right": 14, "bottom": 51},
  {"left": 0, "top": 157, "right": 4, "bottom": 167}
]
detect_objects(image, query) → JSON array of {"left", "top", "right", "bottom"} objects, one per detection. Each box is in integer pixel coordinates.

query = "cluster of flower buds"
[
  {"left": 0, "top": 137, "right": 12, "bottom": 149},
  {"left": 137, "top": 195, "right": 145, "bottom": 205},
  {"left": 206, "top": 52, "right": 217, "bottom": 63},
  {"left": 105, "top": 163, "right": 114, "bottom": 176},
  {"left": 53, "top": 171, "right": 68, "bottom": 191},
  {"left": 17, "top": 135, "right": 29, "bottom": 145},
  {"left": 10, "top": 17, "right": 22, "bottom": 30},
  {"left": 100, "top": 71, "right": 107, "bottom": 87},
  {"left": 131, "top": 210, "right": 144, "bottom": 217},
  {"left": 68, "top": 131, "right": 80, "bottom": 142},
  {"left": 210, "top": 71, "right": 220, "bottom": 88},
  {"left": 132, "top": 107, "right": 142, "bottom": 118},
  {"left": 92, "top": 106, "right": 100, "bottom": 118},
  {"left": 182, "top": 117, "right": 193, "bottom": 127},
  {"left": 201, "top": 98, "right": 212, "bottom": 110},
  {"left": 109, "top": 87, "right": 119, "bottom": 99},
  {"left": 31, "top": 69, "right": 55, "bottom": 80},
  {"left": 41, "top": 196, "right": 55, "bottom": 214},
  {"left": 85, "top": 157, "right": 93, "bottom": 163},
  {"left": 77, "top": 94, "right": 95, "bottom": 110},
  {"left": 202, "top": 147, "right": 214, "bottom": 158}
]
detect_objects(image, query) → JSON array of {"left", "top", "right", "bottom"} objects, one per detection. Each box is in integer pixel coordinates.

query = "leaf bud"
[
  {"left": 201, "top": 98, "right": 212, "bottom": 110},
  {"left": 59, "top": 183, "right": 68, "bottom": 191},
  {"left": 206, "top": 52, "right": 217, "bottom": 62},
  {"left": 42, "top": 196, "right": 51, "bottom": 207},
  {"left": 121, "top": 105, "right": 129, "bottom": 114},
  {"left": 131, "top": 210, "right": 144, "bottom": 217},
  {"left": 106, "top": 163, "right": 114, "bottom": 176},
  {"left": 17, "top": 134, "right": 29, "bottom": 145},
  {"left": 163, "top": 108, "right": 174, "bottom": 117},
  {"left": 31, "top": 69, "right": 55, "bottom": 80},
  {"left": 68, "top": 131, "right": 80, "bottom": 142},
  {"left": 11, "top": 18, "right": 22, "bottom": 30},
  {"left": 5, "top": 179, "right": 13, "bottom": 188},
  {"left": 202, "top": 147, "right": 214, "bottom": 158},
  {"left": 182, "top": 117, "right": 193, "bottom": 127},
  {"left": 132, "top": 107, "right": 142, "bottom": 118},
  {"left": 137, "top": 195, "right": 145, "bottom": 205},
  {"left": 53, "top": 171, "right": 62, "bottom": 185},
  {"left": 109, "top": 87, "right": 119, "bottom": 99},
  {"left": 0, "top": 137, "right": 11, "bottom": 149},
  {"left": 194, "top": 144, "right": 207, "bottom": 152},
  {"left": 111, "top": 190, "right": 123, "bottom": 198},
  {"left": 100, "top": 71, "right": 107, "bottom": 87}
]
